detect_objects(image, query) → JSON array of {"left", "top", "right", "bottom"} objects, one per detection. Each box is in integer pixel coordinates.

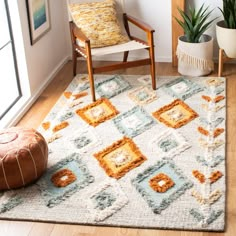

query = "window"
[{"left": 0, "top": 0, "right": 22, "bottom": 120}]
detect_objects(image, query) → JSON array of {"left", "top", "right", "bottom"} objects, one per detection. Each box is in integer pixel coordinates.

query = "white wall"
[
  {"left": 125, "top": 0, "right": 172, "bottom": 62},
  {"left": 17, "top": 0, "right": 69, "bottom": 95}
]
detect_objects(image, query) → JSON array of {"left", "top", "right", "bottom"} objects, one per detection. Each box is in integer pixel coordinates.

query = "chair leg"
[
  {"left": 72, "top": 50, "right": 77, "bottom": 77},
  {"left": 123, "top": 51, "right": 129, "bottom": 62},
  {"left": 86, "top": 58, "right": 96, "bottom": 102},
  {"left": 218, "top": 48, "right": 224, "bottom": 77},
  {"left": 149, "top": 47, "right": 156, "bottom": 90}
]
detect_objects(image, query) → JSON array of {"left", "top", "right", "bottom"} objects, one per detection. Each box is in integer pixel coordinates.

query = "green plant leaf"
[
  {"left": 175, "top": 3, "right": 217, "bottom": 43},
  {"left": 177, "top": 7, "right": 193, "bottom": 32},
  {"left": 219, "top": 0, "right": 236, "bottom": 29},
  {"left": 174, "top": 17, "right": 189, "bottom": 35}
]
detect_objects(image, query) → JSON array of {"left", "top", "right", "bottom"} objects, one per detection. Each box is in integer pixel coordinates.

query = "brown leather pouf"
[{"left": 0, "top": 127, "right": 48, "bottom": 190}]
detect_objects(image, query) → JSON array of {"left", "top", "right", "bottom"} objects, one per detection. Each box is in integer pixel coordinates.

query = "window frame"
[{"left": 0, "top": 0, "right": 22, "bottom": 120}]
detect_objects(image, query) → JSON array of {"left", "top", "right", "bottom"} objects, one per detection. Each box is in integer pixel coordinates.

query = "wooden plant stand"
[{"left": 218, "top": 48, "right": 236, "bottom": 77}]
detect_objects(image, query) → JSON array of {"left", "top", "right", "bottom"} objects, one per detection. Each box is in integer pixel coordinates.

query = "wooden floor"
[{"left": 1, "top": 61, "right": 236, "bottom": 236}]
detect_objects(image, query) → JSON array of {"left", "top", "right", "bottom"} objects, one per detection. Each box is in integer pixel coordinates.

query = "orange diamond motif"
[
  {"left": 94, "top": 137, "right": 146, "bottom": 179},
  {"left": 149, "top": 173, "right": 175, "bottom": 193},
  {"left": 76, "top": 98, "right": 119, "bottom": 127},
  {"left": 51, "top": 169, "right": 77, "bottom": 188},
  {"left": 152, "top": 99, "right": 198, "bottom": 128}
]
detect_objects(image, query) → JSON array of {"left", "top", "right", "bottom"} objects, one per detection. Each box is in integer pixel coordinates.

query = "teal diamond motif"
[
  {"left": 91, "top": 187, "right": 116, "bottom": 211},
  {"left": 132, "top": 161, "right": 193, "bottom": 214},
  {"left": 162, "top": 77, "right": 203, "bottom": 100},
  {"left": 95, "top": 75, "right": 131, "bottom": 98},
  {"left": 113, "top": 106, "right": 156, "bottom": 138},
  {"left": 37, "top": 153, "right": 94, "bottom": 208}
]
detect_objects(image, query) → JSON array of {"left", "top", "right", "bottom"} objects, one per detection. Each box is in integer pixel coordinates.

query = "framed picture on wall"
[{"left": 26, "top": 0, "right": 51, "bottom": 45}]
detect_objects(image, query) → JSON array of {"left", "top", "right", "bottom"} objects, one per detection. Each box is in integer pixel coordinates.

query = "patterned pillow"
[{"left": 68, "top": 0, "right": 129, "bottom": 48}]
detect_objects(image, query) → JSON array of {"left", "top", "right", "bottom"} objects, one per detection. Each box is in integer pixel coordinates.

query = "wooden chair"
[{"left": 67, "top": 0, "right": 156, "bottom": 101}]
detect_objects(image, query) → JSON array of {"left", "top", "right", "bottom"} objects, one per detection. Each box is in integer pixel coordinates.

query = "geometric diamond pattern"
[
  {"left": 68, "top": 128, "right": 101, "bottom": 154},
  {"left": 149, "top": 173, "right": 175, "bottom": 193},
  {"left": 113, "top": 106, "right": 156, "bottom": 138},
  {"left": 37, "top": 153, "right": 94, "bottom": 208},
  {"left": 128, "top": 86, "right": 157, "bottom": 105},
  {"left": 95, "top": 75, "right": 131, "bottom": 99},
  {"left": 85, "top": 179, "right": 128, "bottom": 222},
  {"left": 152, "top": 99, "right": 198, "bottom": 128},
  {"left": 132, "top": 161, "right": 193, "bottom": 214},
  {"left": 76, "top": 98, "right": 119, "bottom": 127},
  {"left": 162, "top": 77, "right": 203, "bottom": 100},
  {"left": 149, "top": 129, "right": 190, "bottom": 158},
  {"left": 94, "top": 137, "right": 146, "bottom": 179}
]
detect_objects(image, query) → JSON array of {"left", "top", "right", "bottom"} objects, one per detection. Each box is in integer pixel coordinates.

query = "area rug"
[{"left": 0, "top": 74, "right": 226, "bottom": 231}]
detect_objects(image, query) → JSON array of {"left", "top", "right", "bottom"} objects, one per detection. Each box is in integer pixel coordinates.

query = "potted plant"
[
  {"left": 175, "top": 4, "right": 216, "bottom": 76},
  {"left": 216, "top": 0, "right": 236, "bottom": 58}
]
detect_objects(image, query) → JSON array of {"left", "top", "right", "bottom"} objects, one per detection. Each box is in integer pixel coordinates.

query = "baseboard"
[{"left": 5, "top": 55, "right": 70, "bottom": 128}]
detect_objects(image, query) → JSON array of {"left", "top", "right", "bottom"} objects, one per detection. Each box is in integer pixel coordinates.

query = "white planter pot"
[
  {"left": 216, "top": 20, "right": 236, "bottom": 59},
  {"left": 177, "top": 35, "right": 214, "bottom": 77}
]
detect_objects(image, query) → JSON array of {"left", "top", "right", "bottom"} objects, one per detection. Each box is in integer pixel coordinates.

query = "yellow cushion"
[{"left": 68, "top": 0, "right": 129, "bottom": 48}]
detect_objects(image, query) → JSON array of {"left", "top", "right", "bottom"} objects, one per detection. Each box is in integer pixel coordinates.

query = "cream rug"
[{"left": 0, "top": 74, "right": 226, "bottom": 231}]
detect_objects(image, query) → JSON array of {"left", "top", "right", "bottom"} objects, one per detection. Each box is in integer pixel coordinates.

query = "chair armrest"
[
  {"left": 124, "top": 14, "right": 155, "bottom": 33},
  {"left": 70, "top": 21, "right": 89, "bottom": 43}
]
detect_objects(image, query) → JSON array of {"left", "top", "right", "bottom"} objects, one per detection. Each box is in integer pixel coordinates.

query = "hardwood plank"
[
  {"left": 28, "top": 222, "right": 55, "bottom": 236},
  {"left": 50, "top": 224, "right": 95, "bottom": 236},
  {"left": 0, "top": 221, "right": 33, "bottom": 236},
  {"left": 5, "top": 61, "right": 234, "bottom": 236}
]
